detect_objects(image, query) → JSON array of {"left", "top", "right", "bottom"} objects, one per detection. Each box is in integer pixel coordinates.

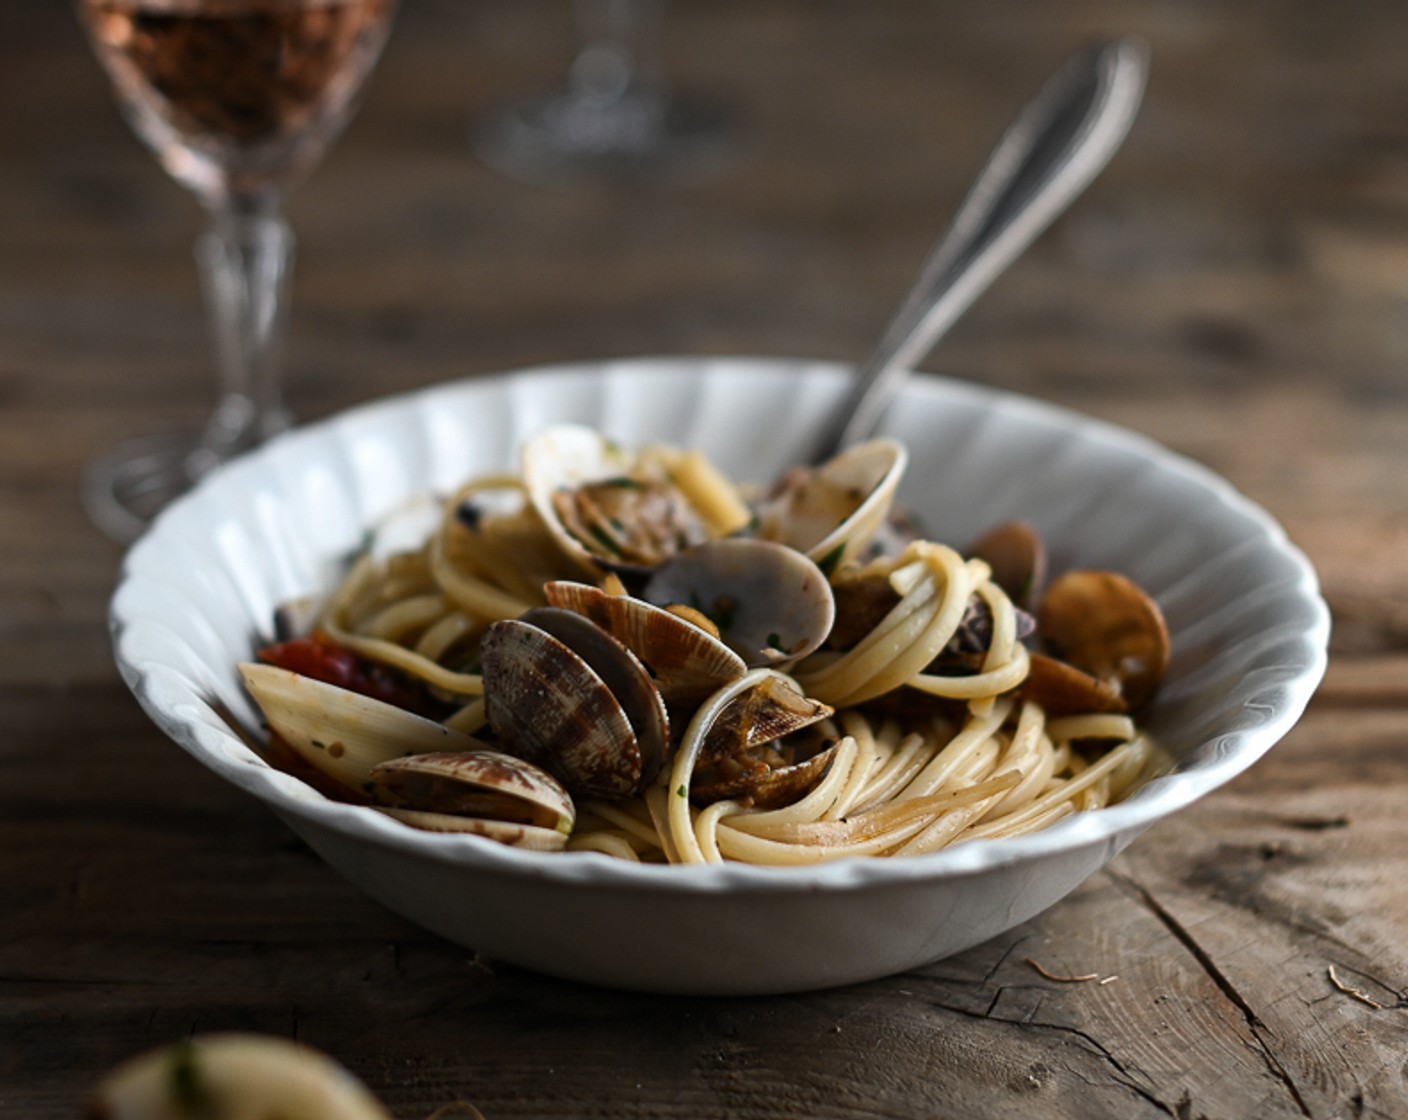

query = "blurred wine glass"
[
  {"left": 76, "top": 0, "right": 396, "bottom": 542},
  {"left": 474, "top": 0, "right": 737, "bottom": 183}
]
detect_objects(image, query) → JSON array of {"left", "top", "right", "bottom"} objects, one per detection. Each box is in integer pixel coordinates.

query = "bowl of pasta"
[{"left": 110, "top": 356, "right": 1329, "bottom": 994}]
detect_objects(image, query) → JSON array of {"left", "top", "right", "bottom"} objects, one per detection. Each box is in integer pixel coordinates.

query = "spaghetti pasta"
[{"left": 248, "top": 427, "right": 1168, "bottom": 865}]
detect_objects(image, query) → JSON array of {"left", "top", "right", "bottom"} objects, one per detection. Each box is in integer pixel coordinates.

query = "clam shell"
[
  {"left": 371, "top": 749, "right": 574, "bottom": 827},
  {"left": 691, "top": 742, "right": 839, "bottom": 809},
  {"left": 695, "top": 673, "right": 833, "bottom": 764},
  {"left": 376, "top": 808, "right": 571, "bottom": 851},
  {"left": 238, "top": 663, "right": 482, "bottom": 797},
  {"left": 481, "top": 618, "right": 649, "bottom": 799},
  {"left": 522, "top": 424, "right": 710, "bottom": 575},
  {"left": 543, "top": 580, "right": 746, "bottom": 708},
  {"left": 755, "top": 439, "right": 907, "bottom": 572},
  {"left": 1038, "top": 570, "right": 1170, "bottom": 712},
  {"left": 519, "top": 606, "right": 669, "bottom": 788},
  {"left": 641, "top": 539, "right": 836, "bottom": 670}
]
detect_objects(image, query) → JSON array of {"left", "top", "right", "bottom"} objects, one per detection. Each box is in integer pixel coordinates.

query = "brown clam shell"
[
  {"left": 1036, "top": 570, "right": 1170, "bottom": 712},
  {"left": 370, "top": 749, "right": 575, "bottom": 833},
  {"left": 481, "top": 618, "right": 648, "bottom": 799},
  {"left": 543, "top": 580, "right": 746, "bottom": 708},
  {"left": 691, "top": 742, "right": 839, "bottom": 809},
  {"left": 696, "top": 674, "right": 833, "bottom": 765}
]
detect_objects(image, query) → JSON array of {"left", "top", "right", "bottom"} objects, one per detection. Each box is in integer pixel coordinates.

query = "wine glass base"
[
  {"left": 81, "top": 430, "right": 210, "bottom": 544},
  {"left": 473, "top": 89, "right": 738, "bottom": 184}
]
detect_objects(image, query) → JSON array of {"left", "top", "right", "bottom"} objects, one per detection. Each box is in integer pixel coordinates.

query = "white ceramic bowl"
[{"left": 111, "top": 358, "right": 1329, "bottom": 994}]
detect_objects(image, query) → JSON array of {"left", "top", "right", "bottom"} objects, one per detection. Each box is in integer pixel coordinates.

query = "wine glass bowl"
[
  {"left": 473, "top": 0, "right": 737, "bottom": 184},
  {"left": 76, "top": 0, "right": 396, "bottom": 542}
]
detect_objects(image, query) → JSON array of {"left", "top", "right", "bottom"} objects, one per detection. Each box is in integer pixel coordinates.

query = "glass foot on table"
[{"left": 80, "top": 430, "right": 210, "bottom": 544}]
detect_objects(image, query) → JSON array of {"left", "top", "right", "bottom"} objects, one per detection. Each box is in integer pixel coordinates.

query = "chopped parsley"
[
  {"left": 586, "top": 524, "right": 624, "bottom": 556},
  {"left": 817, "top": 542, "right": 846, "bottom": 577}
]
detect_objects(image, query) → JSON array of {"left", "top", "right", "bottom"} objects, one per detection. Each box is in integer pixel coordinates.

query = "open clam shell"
[
  {"left": 1038, "top": 570, "right": 1170, "bottom": 712},
  {"left": 238, "top": 663, "right": 482, "bottom": 797},
  {"left": 523, "top": 424, "right": 711, "bottom": 576},
  {"left": 754, "top": 439, "right": 907, "bottom": 573},
  {"left": 371, "top": 749, "right": 575, "bottom": 850},
  {"left": 641, "top": 539, "right": 836, "bottom": 670}
]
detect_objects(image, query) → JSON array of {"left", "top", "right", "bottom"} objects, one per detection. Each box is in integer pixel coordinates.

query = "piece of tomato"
[{"left": 257, "top": 632, "right": 422, "bottom": 712}]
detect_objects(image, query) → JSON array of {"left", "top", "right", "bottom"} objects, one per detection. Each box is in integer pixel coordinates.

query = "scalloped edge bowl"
[{"left": 111, "top": 358, "right": 1330, "bottom": 994}]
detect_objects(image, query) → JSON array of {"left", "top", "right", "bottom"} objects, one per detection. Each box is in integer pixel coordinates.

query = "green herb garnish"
[
  {"left": 587, "top": 523, "right": 624, "bottom": 556},
  {"left": 817, "top": 542, "right": 846, "bottom": 577}
]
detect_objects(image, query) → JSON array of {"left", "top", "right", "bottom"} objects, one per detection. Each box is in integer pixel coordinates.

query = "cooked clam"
[
  {"left": 371, "top": 749, "right": 574, "bottom": 850},
  {"left": 641, "top": 539, "right": 836, "bottom": 670},
  {"left": 1030, "top": 570, "right": 1170, "bottom": 714},
  {"left": 684, "top": 672, "right": 836, "bottom": 808},
  {"left": 238, "top": 662, "right": 483, "bottom": 798},
  {"left": 543, "top": 580, "right": 746, "bottom": 708},
  {"left": 523, "top": 424, "right": 713, "bottom": 575},
  {"left": 480, "top": 614, "right": 668, "bottom": 799},
  {"left": 754, "top": 439, "right": 907, "bottom": 573}
]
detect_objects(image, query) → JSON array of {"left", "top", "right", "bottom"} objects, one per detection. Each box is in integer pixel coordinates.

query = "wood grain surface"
[{"left": 3, "top": 1, "right": 1406, "bottom": 1117}]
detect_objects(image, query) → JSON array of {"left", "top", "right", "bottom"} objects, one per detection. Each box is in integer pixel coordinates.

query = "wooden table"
[{"left": 5, "top": 1, "right": 1405, "bottom": 1116}]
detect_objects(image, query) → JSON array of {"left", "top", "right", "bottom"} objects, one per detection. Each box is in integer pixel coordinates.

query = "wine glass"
[
  {"left": 473, "top": 0, "right": 736, "bottom": 183},
  {"left": 76, "top": 0, "right": 397, "bottom": 542}
]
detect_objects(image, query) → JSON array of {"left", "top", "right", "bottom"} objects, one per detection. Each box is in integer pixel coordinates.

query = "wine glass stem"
[
  {"left": 191, "top": 198, "right": 295, "bottom": 476},
  {"left": 570, "top": 0, "right": 658, "bottom": 104}
]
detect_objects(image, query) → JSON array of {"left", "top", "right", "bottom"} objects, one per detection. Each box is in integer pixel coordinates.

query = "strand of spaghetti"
[
  {"left": 799, "top": 545, "right": 974, "bottom": 707},
  {"left": 793, "top": 551, "right": 942, "bottom": 694},
  {"left": 973, "top": 740, "right": 1142, "bottom": 835},
  {"left": 442, "top": 698, "right": 487, "bottom": 734},
  {"left": 580, "top": 799, "right": 667, "bottom": 851},
  {"left": 906, "top": 643, "right": 1030, "bottom": 699},
  {"left": 899, "top": 700, "right": 1012, "bottom": 801},
  {"left": 322, "top": 615, "right": 486, "bottom": 695},
  {"left": 969, "top": 800, "right": 1076, "bottom": 841},
  {"left": 694, "top": 799, "right": 744, "bottom": 863},
  {"left": 662, "top": 448, "right": 753, "bottom": 536},
  {"left": 567, "top": 832, "right": 642, "bottom": 861},
  {"left": 1047, "top": 713, "right": 1137, "bottom": 743},
  {"left": 850, "top": 719, "right": 939, "bottom": 814},
  {"left": 644, "top": 784, "right": 682, "bottom": 865},
  {"left": 414, "top": 610, "right": 476, "bottom": 663},
  {"left": 427, "top": 523, "right": 534, "bottom": 622},
  {"left": 821, "top": 718, "right": 881, "bottom": 820},
  {"left": 980, "top": 702, "right": 1054, "bottom": 820},
  {"left": 969, "top": 572, "right": 1017, "bottom": 719},
  {"left": 719, "top": 772, "right": 1022, "bottom": 860},
  {"left": 1107, "top": 735, "right": 1154, "bottom": 799},
  {"left": 892, "top": 783, "right": 1018, "bottom": 856},
  {"left": 362, "top": 594, "right": 448, "bottom": 642},
  {"left": 667, "top": 668, "right": 789, "bottom": 865}
]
